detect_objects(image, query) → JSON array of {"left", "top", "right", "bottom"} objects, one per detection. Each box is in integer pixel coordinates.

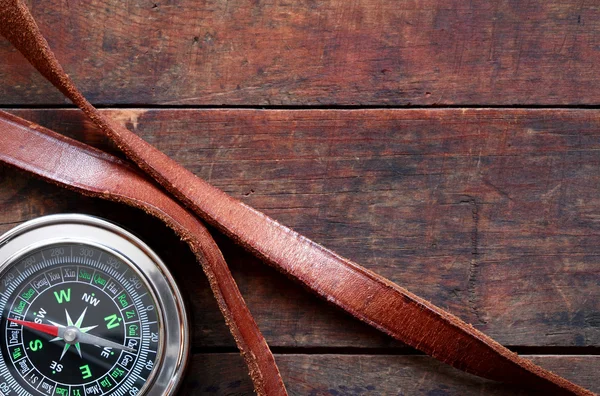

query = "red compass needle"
[{"left": 7, "top": 318, "right": 59, "bottom": 337}]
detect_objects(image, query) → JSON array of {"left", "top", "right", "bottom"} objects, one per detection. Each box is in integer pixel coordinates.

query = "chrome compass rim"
[{"left": 0, "top": 214, "right": 189, "bottom": 396}]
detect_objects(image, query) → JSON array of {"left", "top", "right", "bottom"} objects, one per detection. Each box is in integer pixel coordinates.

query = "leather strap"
[
  {"left": 0, "top": 1, "right": 594, "bottom": 394},
  {"left": 0, "top": 111, "right": 287, "bottom": 396}
]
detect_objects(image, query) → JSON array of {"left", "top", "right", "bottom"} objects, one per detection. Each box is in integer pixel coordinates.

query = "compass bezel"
[{"left": 0, "top": 214, "right": 189, "bottom": 396}]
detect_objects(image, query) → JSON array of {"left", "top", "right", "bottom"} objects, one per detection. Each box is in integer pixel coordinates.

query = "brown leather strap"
[
  {"left": 0, "top": 111, "right": 287, "bottom": 396},
  {"left": 0, "top": 1, "right": 594, "bottom": 395}
]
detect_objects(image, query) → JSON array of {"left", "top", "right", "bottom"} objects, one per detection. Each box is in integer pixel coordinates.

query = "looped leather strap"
[
  {"left": 0, "top": 0, "right": 594, "bottom": 394},
  {"left": 0, "top": 111, "right": 287, "bottom": 395}
]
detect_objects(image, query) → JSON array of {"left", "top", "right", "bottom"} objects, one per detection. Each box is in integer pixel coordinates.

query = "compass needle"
[
  {"left": 75, "top": 343, "right": 82, "bottom": 359},
  {"left": 74, "top": 307, "right": 87, "bottom": 328},
  {"left": 0, "top": 216, "right": 188, "bottom": 395},
  {"left": 59, "top": 343, "right": 70, "bottom": 361},
  {"left": 65, "top": 309, "right": 74, "bottom": 328},
  {"left": 7, "top": 318, "right": 60, "bottom": 337},
  {"left": 79, "top": 325, "right": 98, "bottom": 333},
  {"left": 47, "top": 320, "right": 65, "bottom": 329}
]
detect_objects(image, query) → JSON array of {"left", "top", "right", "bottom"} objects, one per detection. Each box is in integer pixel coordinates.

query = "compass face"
[{"left": 0, "top": 215, "right": 188, "bottom": 396}]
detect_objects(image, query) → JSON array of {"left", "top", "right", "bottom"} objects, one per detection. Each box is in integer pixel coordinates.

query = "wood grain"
[
  {"left": 1, "top": 0, "right": 599, "bottom": 105},
  {"left": 180, "top": 354, "right": 600, "bottom": 395},
  {"left": 2, "top": 108, "right": 598, "bottom": 350}
]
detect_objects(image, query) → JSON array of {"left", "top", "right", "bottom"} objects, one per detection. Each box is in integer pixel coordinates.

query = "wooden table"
[{"left": 1, "top": 1, "right": 598, "bottom": 394}]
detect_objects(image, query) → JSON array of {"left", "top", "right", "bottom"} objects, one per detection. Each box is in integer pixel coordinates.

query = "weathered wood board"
[
  {"left": 1, "top": 0, "right": 599, "bottom": 105},
  {"left": 181, "top": 354, "right": 600, "bottom": 394},
  {"left": 1, "top": 109, "right": 598, "bottom": 353}
]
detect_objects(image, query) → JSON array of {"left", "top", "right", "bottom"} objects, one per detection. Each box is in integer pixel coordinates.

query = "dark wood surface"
[
  {"left": 1, "top": 0, "right": 600, "bottom": 105},
  {"left": 1, "top": 1, "right": 599, "bottom": 395},
  {"left": 180, "top": 354, "right": 600, "bottom": 395}
]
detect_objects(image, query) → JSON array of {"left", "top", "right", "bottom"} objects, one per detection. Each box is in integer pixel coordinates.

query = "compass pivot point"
[{"left": 63, "top": 327, "right": 78, "bottom": 343}]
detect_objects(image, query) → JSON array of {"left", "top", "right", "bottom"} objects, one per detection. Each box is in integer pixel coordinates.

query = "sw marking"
[{"left": 34, "top": 307, "right": 46, "bottom": 324}]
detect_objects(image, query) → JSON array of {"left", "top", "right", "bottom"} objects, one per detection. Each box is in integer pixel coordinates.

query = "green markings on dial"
[
  {"left": 117, "top": 293, "right": 131, "bottom": 309},
  {"left": 110, "top": 367, "right": 126, "bottom": 380},
  {"left": 55, "top": 386, "right": 68, "bottom": 396},
  {"left": 127, "top": 323, "right": 140, "bottom": 337},
  {"left": 93, "top": 274, "right": 107, "bottom": 287},
  {"left": 11, "top": 346, "right": 22, "bottom": 360},
  {"left": 78, "top": 269, "right": 92, "bottom": 282},
  {"left": 71, "top": 388, "right": 83, "bottom": 396},
  {"left": 28, "top": 339, "right": 43, "bottom": 352},
  {"left": 13, "top": 299, "right": 27, "bottom": 315},
  {"left": 124, "top": 309, "right": 136, "bottom": 320},
  {"left": 100, "top": 375, "right": 115, "bottom": 391},
  {"left": 53, "top": 288, "right": 71, "bottom": 304},
  {"left": 21, "top": 287, "right": 36, "bottom": 301},
  {"left": 104, "top": 314, "right": 122, "bottom": 329},
  {"left": 79, "top": 364, "right": 92, "bottom": 380}
]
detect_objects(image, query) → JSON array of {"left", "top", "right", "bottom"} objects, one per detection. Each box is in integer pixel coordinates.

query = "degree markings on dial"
[
  {"left": 39, "top": 250, "right": 46, "bottom": 263},
  {"left": 1, "top": 248, "right": 160, "bottom": 395},
  {"left": 10, "top": 264, "right": 22, "bottom": 278},
  {"left": 135, "top": 292, "right": 148, "bottom": 301}
]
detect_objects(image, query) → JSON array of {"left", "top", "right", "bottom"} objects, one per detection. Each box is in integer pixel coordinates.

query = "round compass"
[{"left": 0, "top": 214, "right": 189, "bottom": 396}]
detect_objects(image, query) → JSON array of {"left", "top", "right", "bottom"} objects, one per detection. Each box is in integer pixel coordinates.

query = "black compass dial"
[{"left": 0, "top": 244, "right": 161, "bottom": 396}]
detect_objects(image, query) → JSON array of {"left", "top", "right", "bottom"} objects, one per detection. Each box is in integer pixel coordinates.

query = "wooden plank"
[
  {"left": 180, "top": 354, "right": 600, "bottom": 395},
  {"left": 1, "top": 1, "right": 600, "bottom": 105},
  {"left": 1, "top": 108, "right": 599, "bottom": 349}
]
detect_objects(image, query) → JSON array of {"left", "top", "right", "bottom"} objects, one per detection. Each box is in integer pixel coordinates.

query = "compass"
[{"left": 0, "top": 215, "right": 189, "bottom": 395}]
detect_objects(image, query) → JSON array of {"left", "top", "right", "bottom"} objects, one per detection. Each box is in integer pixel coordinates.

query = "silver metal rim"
[{"left": 0, "top": 214, "right": 189, "bottom": 396}]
